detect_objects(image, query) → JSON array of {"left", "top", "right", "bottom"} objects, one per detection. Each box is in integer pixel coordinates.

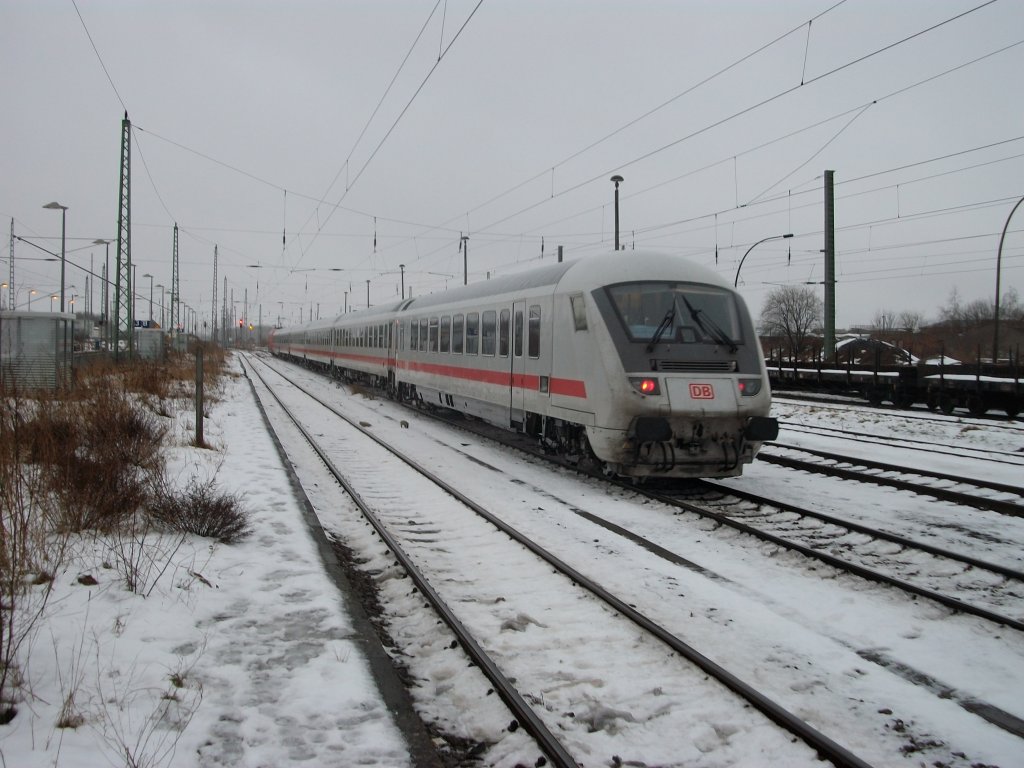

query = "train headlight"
[
  {"left": 738, "top": 378, "right": 762, "bottom": 396},
  {"left": 629, "top": 377, "right": 661, "bottom": 396}
]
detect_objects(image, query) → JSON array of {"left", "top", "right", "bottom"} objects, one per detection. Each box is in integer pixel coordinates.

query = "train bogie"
[{"left": 269, "top": 250, "right": 778, "bottom": 479}]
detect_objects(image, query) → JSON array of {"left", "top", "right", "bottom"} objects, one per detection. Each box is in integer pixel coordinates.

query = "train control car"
[{"left": 269, "top": 250, "right": 779, "bottom": 478}]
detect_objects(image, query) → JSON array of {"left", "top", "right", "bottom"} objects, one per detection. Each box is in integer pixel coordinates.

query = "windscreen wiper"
[
  {"left": 645, "top": 307, "right": 676, "bottom": 352},
  {"left": 680, "top": 296, "right": 738, "bottom": 353}
]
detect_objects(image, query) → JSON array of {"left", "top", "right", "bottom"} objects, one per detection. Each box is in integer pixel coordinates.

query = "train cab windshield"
[{"left": 607, "top": 282, "right": 742, "bottom": 349}]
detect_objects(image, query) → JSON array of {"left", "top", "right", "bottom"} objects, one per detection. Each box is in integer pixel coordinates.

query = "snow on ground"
[
  {"left": 262, "top": 357, "right": 1024, "bottom": 768},
  {"left": 4, "top": 359, "right": 1024, "bottom": 768},
  {"left": 1, "top": 358, "right": 412, "bottom": 768}
]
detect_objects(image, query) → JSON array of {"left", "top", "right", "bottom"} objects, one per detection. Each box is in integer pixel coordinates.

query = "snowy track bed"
[
  {"left": 254, "top": 354, "right": 1024, "bottom": 768},
  {"left": 245, "top": 356, "right": 835, "bottom": 767}
]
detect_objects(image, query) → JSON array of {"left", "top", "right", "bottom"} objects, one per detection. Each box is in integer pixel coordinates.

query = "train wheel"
[
  {"left": 925, "top": 391, "right": 939, "bottom": 411},
  {"left": 938, "top": 393, "right": 956, "bottom": 415},
  {"left": 1006, "top": 404, "right": 1020, "bottom": 419},
  {"left": 866, "top": 388, "right": 884, "bottom": 406},
  {"left": 966, "top": 393, "right": 988, "bottom": 417},
  {"left": 892, "top": 388, "right": 914, "bottom": 409}
]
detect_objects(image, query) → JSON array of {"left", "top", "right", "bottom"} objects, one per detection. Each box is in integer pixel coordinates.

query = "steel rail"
[
  {"left": 252, "top": 355, "right": 876, "bottom": 768},
  {"left": 696, "top": 479, "right": 1024, "bottom": 583},
  {"left": 626, "top": 483, "right": 1024, "bottom": 634},
  {"left": 769, "top": 442, "right": 1024, "bottom": 497},
  {"left": 776, "top": 422, "right": 1024, "bottom": 464},
  {"left": 242, "top": 357, "right": 580, "bottom": 768},
  {"left": 758, "top": 449, "right": 1024, "bottom": 518}
]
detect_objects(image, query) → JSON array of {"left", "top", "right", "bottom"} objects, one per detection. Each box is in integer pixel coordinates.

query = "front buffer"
[{"left": 588, "top": 375, "right": 778, "bottom": 479}]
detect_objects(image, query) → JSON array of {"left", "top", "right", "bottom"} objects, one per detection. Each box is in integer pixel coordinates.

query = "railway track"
[
  {"left": 776, "top": 421, "right": 1024, "bottom": 466},
  {"left": 758, "top": 442, "right": 1024, "bottom": 517},
  {"left": 251, "top": 352, "right": 1024, "bottom": 764},
  {"left": 242, "top": 355, "right": 874, "bottom": 768}
]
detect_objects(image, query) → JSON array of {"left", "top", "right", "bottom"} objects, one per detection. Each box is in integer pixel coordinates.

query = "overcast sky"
[{"left": 2, "top": 0, "right": 1022, "bottom": 331}]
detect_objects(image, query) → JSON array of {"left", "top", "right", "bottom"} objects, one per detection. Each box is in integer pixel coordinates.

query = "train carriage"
[{"left": 269, "top": 250, "right": 778, "bottom": 479}]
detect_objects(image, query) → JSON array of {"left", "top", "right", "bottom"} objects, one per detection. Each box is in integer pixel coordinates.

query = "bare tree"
[
  {"left": 897, "top": 310, "right": 924, "bottom": 333},
  {"left": 759, "top": 285, "right": 823, "bottom": 361},
  {"left": 873, "top": 309, "right": 898, "bottom": 332}
]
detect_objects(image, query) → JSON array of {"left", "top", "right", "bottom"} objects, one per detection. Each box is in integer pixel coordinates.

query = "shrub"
[{"left": 149, "top": 476, "right": 251, "bottom": 544}]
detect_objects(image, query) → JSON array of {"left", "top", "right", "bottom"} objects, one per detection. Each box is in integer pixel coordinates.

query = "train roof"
[
  {"left": 278, "top": 250, "right": 731, "bottom": 334},
  {"left": 402, "top": 250, "right": 730, "bottom": 311}
]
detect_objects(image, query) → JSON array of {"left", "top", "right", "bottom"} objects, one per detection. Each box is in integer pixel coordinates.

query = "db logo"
[{"left": 689, "top": 383, "right": 715, "bottom": 400}]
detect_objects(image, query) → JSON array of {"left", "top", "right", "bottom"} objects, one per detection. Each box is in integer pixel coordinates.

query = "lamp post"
[
  {"left": 29, "top": 289, "right": 37, "bottom": 310},
  {"left": 366, "top": 279, "right": 370, "bottom": 308},
  {"left": 994, "top": 194, "right": 1024, "bottom": 364},
  {"left": 399, "top": 264, "right": 405, "bottom": 300},
  {"left": 93, "top": 239, "right": 112, "bottom": 345},
  {"left": 733, "top": 233, "right": 795, "bottom": 288},
  {"left": 143, "top": 272, "right": 153, "bottom": 325},
  {"left": 610, "top": 175, "right": 624, "bottom": 250},
  {"left": 155, "top": 284, "right": 165, "bottom": 328},
  {"left": 43, "top": 201, "right": 67, "bottom": 312}
]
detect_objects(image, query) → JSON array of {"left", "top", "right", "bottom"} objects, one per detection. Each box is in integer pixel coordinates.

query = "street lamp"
[
  {"left": 29, "top": 289, "right": 37, "bottom": 310},
  {"left": 733, "top": 233, "right": 795, "bottom": 288},
  {"left": 366, "top": 279, "right": 370, "bottom": 308},
  {"left": 399, "top": 264, "right": 405, "bottom": 300},
  {"left": 155, "top": 284, "right": 165, "bottom": 329},
  {"left": 143, "top": 273, "right": 153, "bottom": 325},
  {"left": 994, "top": 194, "right": 1024, "bottom": 364},
  {"left": 43, "top": 201, "right": 67, "bottom": 312},
  {"left": 93, "top": 239, "right": 112, "bottom": 345},
  {"left": 610, "top": 175, "right": 624, "bottom": 250}
]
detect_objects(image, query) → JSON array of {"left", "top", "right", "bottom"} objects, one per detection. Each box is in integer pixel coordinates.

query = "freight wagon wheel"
[
  {"left": 1006, "top": 404, "right": 1020, "bottom": 419},
  {"left": 966, "top": 393, "right": 988, "bottom": 417},
  {"left": 892, "top": 387, "right": 914, "bottom": 409},
  {"left": 925, "top": 391, "right": 939, "bottom": 411},
  {"left": 938, "top": 393, "right": 956, "bottom": 415}
]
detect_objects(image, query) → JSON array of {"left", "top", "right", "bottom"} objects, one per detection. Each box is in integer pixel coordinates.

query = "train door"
[
  {"left": 387, "top": 319, "right": 399, "bottom": 391},
  {"left": 510, "top": 301, "right": 526, "bottom": 427}
]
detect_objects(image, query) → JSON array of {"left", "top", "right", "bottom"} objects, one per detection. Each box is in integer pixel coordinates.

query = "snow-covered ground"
[
  {"left": 1, "top": 358, "right": 413, "bottom": 768},
  {"left": 3, "top": 356, "right": 1023, "bottom": 767}
]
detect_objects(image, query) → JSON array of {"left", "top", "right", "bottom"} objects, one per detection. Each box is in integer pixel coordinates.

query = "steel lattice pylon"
[
  {"left": 171, "top": 223, "right": 180, "bottom": 331},
  {"left": 114, "top": 113, "right": 132, "bottom": 359}
]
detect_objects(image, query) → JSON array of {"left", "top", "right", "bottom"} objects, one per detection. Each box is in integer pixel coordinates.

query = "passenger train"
[{"left": 268, "top": 250, "right": 778, "bottom": 479}]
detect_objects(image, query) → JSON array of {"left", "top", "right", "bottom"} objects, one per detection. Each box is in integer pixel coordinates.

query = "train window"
[
  {"left": 409, "top": 320, "right": 417, "bottom": 351},
  {"left": 440, "top": 316, "right": 451, "bottom": 353},
  {"left": 466, "top": 313, "right": 479, "bottom": 354},
  {"left": 608, "top": 282, "right": 742, "bottom": 345},
  {"left": 452, "top": 314, "right": 464, "bottom": 354},
  {"left": 481, "top": 310, "right": 496, "bottom": 356},
  {"left": 499, "top": 309, "right": 510, "bottom": 357},
  {"left": 570, "top": 294, "right": 588, "bottom": 331},
  {"left": 528, "top": 305, "right": 541, "bottom": 358},
  {"left": 420, "top": 318, "right": 429, "bottom": 351},
  {"left": 429, "top": 316, "right": 439, "bottom": 352},
  {"left": 514, "top": 309, "right": 524, "bottom": 357}
]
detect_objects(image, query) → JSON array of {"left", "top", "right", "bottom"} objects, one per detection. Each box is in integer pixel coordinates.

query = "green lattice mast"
[
  {"left": 114, "top": 113, "right": 132, "bottom": 359},
  {"left": 171, "top": 223, "right": 180, "bottom": 331},
  {"left": 212, "top": 244, "right": 218, "bottom": 342}
]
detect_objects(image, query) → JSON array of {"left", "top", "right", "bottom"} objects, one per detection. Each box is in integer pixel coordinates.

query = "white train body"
[{"left": 269, "top": 250, "right": 778, "bottom": 478}]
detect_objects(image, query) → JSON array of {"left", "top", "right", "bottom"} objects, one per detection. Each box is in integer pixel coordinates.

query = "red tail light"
[{"left": 629, "top": 377, "right": 661, "bottom": 395}]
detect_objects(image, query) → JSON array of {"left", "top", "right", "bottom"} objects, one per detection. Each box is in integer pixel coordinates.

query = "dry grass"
[{"left": 0, "top": 343, "right": 245, "bottom": 723}]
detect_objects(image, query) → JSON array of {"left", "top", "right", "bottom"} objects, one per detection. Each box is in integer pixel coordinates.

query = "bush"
[
  {"left": 25, "top": 388, "right": 167, "bottom": 532},
  {"left": 149, "top": 476, "right": 251, "bottom": 544}
]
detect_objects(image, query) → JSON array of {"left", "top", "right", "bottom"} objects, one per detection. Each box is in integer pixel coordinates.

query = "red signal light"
[
  {"left": 629, "top": 377, "right": 661, "bottom": 396},
  {"left": 238, "top": 319, "right": 243, "bottom": 328}
]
